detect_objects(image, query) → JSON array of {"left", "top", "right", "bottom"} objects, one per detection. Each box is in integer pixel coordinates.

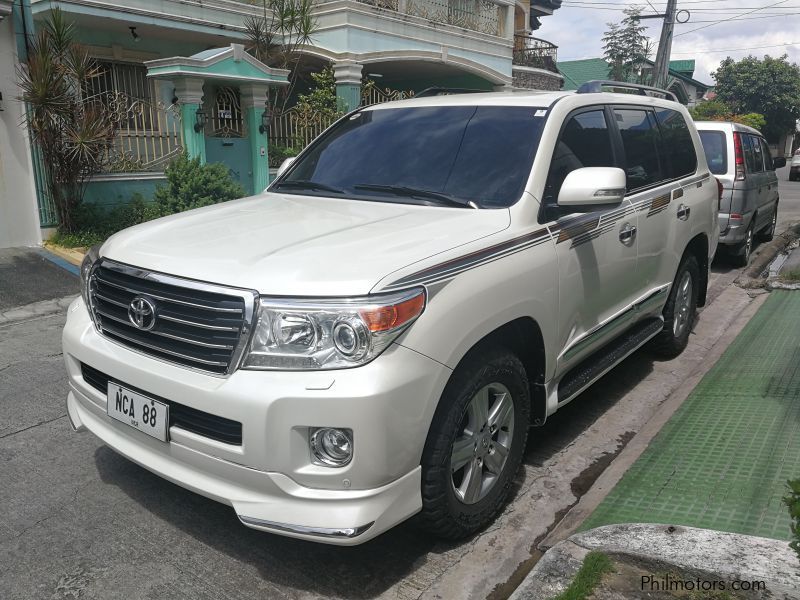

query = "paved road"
[{"left": 2, "top": 173, "right": 796, "bottom": 600}]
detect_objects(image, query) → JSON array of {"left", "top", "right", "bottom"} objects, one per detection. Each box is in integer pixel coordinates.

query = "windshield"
[{"left": 274, "top": 105, "right": 547, "bottom": 208}]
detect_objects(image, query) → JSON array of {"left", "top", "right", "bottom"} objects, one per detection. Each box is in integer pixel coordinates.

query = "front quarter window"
[{"left": 274, "top": 105, "right": 547, "bottom": 208}]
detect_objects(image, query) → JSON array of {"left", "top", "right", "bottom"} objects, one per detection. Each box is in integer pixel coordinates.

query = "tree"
[
  {"left": 713, "top": 54, "right": 800, "bottom": 142},
  {"left": 689, "top": 99, "right": 766, "bottom": 131},
  {"left": 17, "top": 9, "right": 116, "bottom": 232},
  {"left": 243, "top": 0, "right": 318, "bottom": 114},
  {"left": 602, "top": 8, "right": 654, "bottom": 84}
]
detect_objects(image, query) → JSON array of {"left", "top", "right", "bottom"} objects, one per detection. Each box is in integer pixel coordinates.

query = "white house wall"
[{"left": 0, "top": 16, "right": 41, "bottom": 249}]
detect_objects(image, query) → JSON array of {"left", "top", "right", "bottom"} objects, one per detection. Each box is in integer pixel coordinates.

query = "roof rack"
[
  {"left": 414, "top": 87, "right": 488, "bottom": 98},
  {"left": 576, "top": 80, "right": 678, "bottom": 102}
]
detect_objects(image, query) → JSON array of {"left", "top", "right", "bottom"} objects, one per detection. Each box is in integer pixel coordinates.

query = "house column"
[
  {"left": 240, "top": 83, "right": 271, "bottom": 193},
  {"left": 173, "top": 78, "right": 206, "bottom": 163},
  {"left": 333, "top": 61, "right": 363, "bottom": 112}
]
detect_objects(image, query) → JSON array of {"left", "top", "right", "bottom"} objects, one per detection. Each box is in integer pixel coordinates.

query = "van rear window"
[{"left": 698, "top": 131, "right": 727, "bottom": 175}]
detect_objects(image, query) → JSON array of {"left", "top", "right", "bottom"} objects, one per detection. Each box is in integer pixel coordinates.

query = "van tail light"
[
  {"left": 733, "top": 132, "right": 746, "bottom": 181},
  {"left": 715, "top": 177, "right": 723, "bottom": 209},
  {"left": 730, "top": 213, "right": 743, "bottom": 221}
]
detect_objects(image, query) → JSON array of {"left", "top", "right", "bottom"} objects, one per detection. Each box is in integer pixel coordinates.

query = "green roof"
[
  {"left": 557, "top": 58, "right": 610, "bottom": 91},
  {"left": 557, "top": 57, "right": 709, "bottom": 94},
  {"left": 669, "top": 59, "right": 696, "bottom": 77}
]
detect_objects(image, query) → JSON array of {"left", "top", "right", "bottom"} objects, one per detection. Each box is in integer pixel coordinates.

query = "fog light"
[{"left": 310, "top": 427, "right": 353, "bottom": 467}]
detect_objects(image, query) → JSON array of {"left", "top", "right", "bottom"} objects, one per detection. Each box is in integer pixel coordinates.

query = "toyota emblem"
[{"left": 128, "top": 296, "right": 157, "bottom": 331}]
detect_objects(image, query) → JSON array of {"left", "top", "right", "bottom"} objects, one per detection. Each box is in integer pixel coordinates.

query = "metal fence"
[{"left": 512, "top": 35, "right": 559, "bottom": 72}]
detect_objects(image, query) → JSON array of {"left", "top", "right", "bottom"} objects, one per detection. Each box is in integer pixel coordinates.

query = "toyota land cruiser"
[{"left": 64, "top": 81, "right": 718, "bottom": 545}]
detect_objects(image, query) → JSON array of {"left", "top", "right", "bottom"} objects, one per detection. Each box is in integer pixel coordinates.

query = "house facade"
[{"left": 14, "top": 0, "right": 563, "bottom": 234}]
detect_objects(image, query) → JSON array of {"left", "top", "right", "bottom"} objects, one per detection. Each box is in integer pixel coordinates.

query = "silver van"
[{"left": 695, "top": 121, "right": 786, "bottom": 266}]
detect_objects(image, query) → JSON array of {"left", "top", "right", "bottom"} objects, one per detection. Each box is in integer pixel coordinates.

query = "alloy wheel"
[
  {"left": 672, "top": 271, "right": 693, "bottom": 338},
  {"left": 450, "top": 383, "right": 515, "bottom": 505}
]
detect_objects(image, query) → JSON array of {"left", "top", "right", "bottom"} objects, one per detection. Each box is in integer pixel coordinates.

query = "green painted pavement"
[{"left": 581, "top": 291, "right": 800, "bottom": 541}]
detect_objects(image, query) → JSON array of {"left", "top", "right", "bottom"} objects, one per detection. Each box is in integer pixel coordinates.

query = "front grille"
[
  {"left": 88, "top": 260, "right": 255, "bottom": 375},
  {"left": 81, "top": 363, "right": 243, "bottom": 445}
]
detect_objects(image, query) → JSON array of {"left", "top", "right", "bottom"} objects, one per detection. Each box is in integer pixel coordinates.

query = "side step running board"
[{"left": 557, "top": 317, "right": 664, "bottom": 405}]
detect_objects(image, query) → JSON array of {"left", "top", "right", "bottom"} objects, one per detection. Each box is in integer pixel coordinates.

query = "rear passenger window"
[
  {"left": 614, "top": 109, "right": 662, "bottom": 191},
  {"left": 748, "top": 135, "right": 764, "bottom": 173},
  {"left": 655, "top": 108, "right": 697, "bottom": 178},
  {"left": 544, "top": 109, "right": 615, "bottom": 205},
  {"left": 742, "top": 135, "right": 762, "bottom": 173},
  {"left": 759, "top": 138, "right": 773, "bottom": 170}
]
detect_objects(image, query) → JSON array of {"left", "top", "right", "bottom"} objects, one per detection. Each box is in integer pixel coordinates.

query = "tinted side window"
[
  {"left": 614, "top": 108, "right": 663, "bottom": 191},
  {"left": 742, "top": 134, "right": 761, "bottom": 173},
  {"left": 655, "top": 108, "right": 697, "bottom": 178},
  {"left": 748, "top": 134, "right": 764, "bottom": 173},
  {"left": 759, "top": 138, "right": 773, "bottom": 170},
  {"left": 544, "top": 109, "right": 615, "bottom": 204},
  {"left": 698, "top": 131, "right": 727, "bottom": 175}
]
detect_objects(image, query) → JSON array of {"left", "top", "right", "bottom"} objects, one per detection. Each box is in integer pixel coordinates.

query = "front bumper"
[{"left": 63, "top": 298, "right": 450, "bottom": 545}]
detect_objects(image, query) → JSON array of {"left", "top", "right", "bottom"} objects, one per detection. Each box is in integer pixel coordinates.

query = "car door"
[
  {"left": 628, "top": 106, "right": 704, "bottom": 297},
  {"left": 741, "top": 133, "right": 767, "bottom": 230},
  {"left": 758, "top": 136, "right": 779, "bottom": 223},
  {"left": 539, "top": 106, "right": 641, "bottom": 374}
]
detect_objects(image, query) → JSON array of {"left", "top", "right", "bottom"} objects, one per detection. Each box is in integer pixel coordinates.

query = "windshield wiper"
[
  {"left": 353, "top": 184, "right": 477, "bottom": 209},
  {"left": 273, "top": 180, "right": 345, "bottom": 194}
]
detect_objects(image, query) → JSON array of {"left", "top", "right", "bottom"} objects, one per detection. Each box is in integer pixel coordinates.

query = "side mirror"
[
  {"left": 277, "top": 157, "right": 296, "bottom": 178},
  {"left": 773, "top": 157, "right": 787, "bottom": 169},
  {"left": 557, "top": 167, "right": 627, "bottom": 210}
]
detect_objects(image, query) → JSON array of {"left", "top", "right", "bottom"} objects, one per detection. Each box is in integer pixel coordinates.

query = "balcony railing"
[{"left": 513, "top": 35, "right": 558, "bottom": 72}]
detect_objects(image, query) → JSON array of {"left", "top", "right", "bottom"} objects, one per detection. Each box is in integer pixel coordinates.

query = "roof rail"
[
  {"left": 576, "top": 80, "right": 678, "bottom": 102},
  {"left": 414, "top": 87, "right": 488, "bottom": 98}
]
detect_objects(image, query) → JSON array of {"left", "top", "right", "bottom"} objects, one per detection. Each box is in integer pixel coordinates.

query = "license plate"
[{"left": 107, "top": 383, "right": 169, "bottom": 442}]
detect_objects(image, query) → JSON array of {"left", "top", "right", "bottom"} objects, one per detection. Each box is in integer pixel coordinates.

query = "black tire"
[
  {"left": 652, "top": 255, "right": 700, "bottom": 358},
  {"left": 759, "top": 205, "right": 778, "bottom": 242},
  {"left": 417, "top": 347, "right": 530, "bottom": 539},
  {"left": 733, "top": 221, "right": 755, "bottom": 268}
]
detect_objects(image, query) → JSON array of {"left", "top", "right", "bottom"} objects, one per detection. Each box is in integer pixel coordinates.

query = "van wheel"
[
  {"left": 652, "top": 255, "right": 699, "bottom": 358},
  {"left": 759, "top": 206, "right": 778, "bottom": 242},
  {"left": 733, "top": 222, "right": 754, "bottom": 267},
  {"left": 418, "top": 348, "right": 530, "bottom": 539}
]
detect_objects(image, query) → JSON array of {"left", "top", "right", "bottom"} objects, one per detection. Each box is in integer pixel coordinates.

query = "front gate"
[{"left": 204, "top": 86, "right": 253, "bottom": 193}]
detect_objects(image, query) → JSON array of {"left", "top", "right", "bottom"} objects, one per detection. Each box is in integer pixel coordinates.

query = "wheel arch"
[{"left": 445, "top": 316, "right": 547, "bottom": 427}]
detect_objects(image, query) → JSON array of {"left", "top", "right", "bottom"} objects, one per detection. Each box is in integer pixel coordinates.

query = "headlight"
[
  {"left": 80, "top": 245, "right": 101, "bottom": 307},
  {"left": 242, "top": 287, "right": 425, "bottom": 370}
]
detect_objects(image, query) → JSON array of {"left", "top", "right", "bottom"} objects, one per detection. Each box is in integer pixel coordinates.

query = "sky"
[{"left": 540, "top": 0, "right": 800, "bottom": 84}]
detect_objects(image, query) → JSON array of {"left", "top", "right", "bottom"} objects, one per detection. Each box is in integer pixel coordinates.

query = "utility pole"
[{"left": 651, "top": 0, "right": 677, "bottom": 89}]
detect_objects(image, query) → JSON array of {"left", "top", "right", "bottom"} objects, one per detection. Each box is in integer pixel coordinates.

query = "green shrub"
[
  {"left": 49, "top": 154, "right": 245, "bottom": 248},
  {"left": 269, "top": 143, "right": 300, "bottom": 168},
  {"left": 154, "top": 153, "right": 246, "bottom": 215},
  {"left": 785, "top": 479, "right": 800, "bottom": 561}
]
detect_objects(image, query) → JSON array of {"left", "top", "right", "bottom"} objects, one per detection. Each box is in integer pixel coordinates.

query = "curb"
[
  {"left": 42, "top": 243, "right": 87, "bottom": 267},
  {"left": 511, "top": 524, "right": 800, "bottom": 600},
  {"left": 737, "top": 222, "right": 800, "bottom": 288},
  {"left": 0, "top": 295, "right": 78, "bottom": 326}
]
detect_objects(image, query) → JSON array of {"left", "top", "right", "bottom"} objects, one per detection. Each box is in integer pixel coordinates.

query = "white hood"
[{"left": 101, "top": 193, "right": 510, "bottom": 296}]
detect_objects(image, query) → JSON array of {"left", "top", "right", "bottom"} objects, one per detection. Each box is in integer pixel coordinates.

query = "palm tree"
[{"left": 17, "top": 9, "right": 116, "bottom": 232}]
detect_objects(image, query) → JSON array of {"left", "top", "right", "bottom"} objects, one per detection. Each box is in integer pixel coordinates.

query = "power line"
[
  {"left": 674, "top": 0, "right": 791, "bottom": 35},
  {"left": 671, "top": 41, "right": 800, "bottom": 53}
]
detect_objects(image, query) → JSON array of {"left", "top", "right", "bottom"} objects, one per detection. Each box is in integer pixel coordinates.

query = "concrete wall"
[
  {"left": 512, "top": 66, "right": 562, "bottom": 90},
  {"left": 0, "top": 14, "right": 41, "bottom": 248}
]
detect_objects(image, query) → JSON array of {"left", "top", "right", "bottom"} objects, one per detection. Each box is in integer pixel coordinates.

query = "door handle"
[
  {"left": 619, "top": 222, "right": 636, "bottom": 246},
  {"left": 677, "top": 204, "right": 691, "bottom": 221}
]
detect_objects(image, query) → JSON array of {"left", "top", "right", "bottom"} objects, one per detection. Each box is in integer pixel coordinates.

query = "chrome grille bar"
[{"left": 88, "top": 259, "right": 258, "bottom": 376}]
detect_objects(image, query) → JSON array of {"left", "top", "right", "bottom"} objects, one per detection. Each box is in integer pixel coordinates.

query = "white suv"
[{"left": 64, "top": 82, "right": 718, "bottom": 545}]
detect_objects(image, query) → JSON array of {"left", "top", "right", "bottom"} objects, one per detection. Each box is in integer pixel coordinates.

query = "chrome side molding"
[{"left": 237, "top": 514, "right": 375, "bottom": 539}]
